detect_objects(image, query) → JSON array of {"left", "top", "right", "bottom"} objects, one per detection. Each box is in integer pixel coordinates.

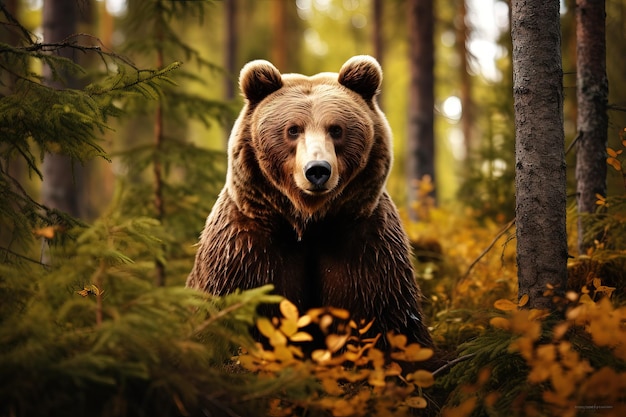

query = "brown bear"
[{"left": 187, "top": 55, "right": 433, "bottom": 350}]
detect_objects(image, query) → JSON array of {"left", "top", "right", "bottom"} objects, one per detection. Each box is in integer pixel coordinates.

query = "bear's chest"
[{"left": 263, "top": 218, "right": 372, "bottom": 311}]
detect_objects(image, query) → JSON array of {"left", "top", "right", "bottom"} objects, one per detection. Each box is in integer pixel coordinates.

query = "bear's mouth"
[{"left": 304, "top": 185, "right": 330, "bottom": 195}]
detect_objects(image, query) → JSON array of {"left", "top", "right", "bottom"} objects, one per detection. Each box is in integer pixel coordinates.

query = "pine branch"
[
  {"left": 192, "top": 300, "right": 249, "bottom": 336},
  {"left": 0, "top": 246, "right": 45, "bottom": 266},
  {"left": 0, "top": 2, "right": 36, "bottom": 44}
]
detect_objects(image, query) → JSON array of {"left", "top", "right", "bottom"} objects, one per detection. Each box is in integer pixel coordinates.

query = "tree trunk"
[
  {"left": 511, "top": 0, "right": 568, "bottom": 309},
  {"left": 223, "top": 0, "right": 238, "bottom": 147},
  {"left": 153, "top": 2, "right": 166, "bottom": 287},
  {"left": 41, "top": 0, "right": 81, "bottom": 218},
  {"left": 575, "top": 0, "right": 608, "bottom": 254},
  {"left": 271, "top": 0, "right": 287, "bottom": 71},
  {"left": 372, "top": 0, "right": 383, "bottom": 108},
  {"left": 407, "top": 0, "right": 436, "bottom": 211},
  {"left": 456, "top": 0, "right": 473, "bottom": 161}
]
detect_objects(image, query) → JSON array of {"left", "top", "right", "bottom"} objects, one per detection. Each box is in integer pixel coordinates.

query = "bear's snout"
[{"left": 304, "top": 160, "right": 331, "bottom": 187}]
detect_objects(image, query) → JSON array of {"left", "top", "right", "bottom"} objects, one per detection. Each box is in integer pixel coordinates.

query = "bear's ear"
[
  {"left": 338, "top": 55, "right": 382, "bottom": 101},
  {"left": 240, "top": 60, "right": 283, "bottom": 104}
]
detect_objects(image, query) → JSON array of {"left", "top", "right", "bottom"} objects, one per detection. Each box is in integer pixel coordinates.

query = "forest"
[{"left": 1, "top": 0, "right": 625, "bottom": 416}]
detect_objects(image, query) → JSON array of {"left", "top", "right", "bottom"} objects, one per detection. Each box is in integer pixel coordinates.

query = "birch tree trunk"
[{"left": 511, "top": 0, "right": 568, "bottom": 309}]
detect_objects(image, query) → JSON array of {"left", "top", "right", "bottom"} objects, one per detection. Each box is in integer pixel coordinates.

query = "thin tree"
[
  {"left": 575, "top": 0, "right": 608, "bottom": 254},
  {"left": 511, "top": 0, "right": 568, "bottom": 309},
  {"left": 372, "top": 0, "right": 383, "bottom": 108},
  {"left": 272, "top": 0, "right": 287, "bottom": 71},
  {"left": 407, "top": 0, "right": 436, "bottom": 211},
  {"left": 223, "top": 0, "right": 238, "bottom": 147},
  {"left": 41, "top": 0, "right": 82, "bottom": 218},
  {"left": 456, "top": 0, "right": 473, "bottom": 160}
]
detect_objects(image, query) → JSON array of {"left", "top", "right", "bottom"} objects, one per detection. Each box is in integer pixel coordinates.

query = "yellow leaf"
[
  {"left": 288, "top": 345, "right": 304, "bottom": 358},
  {"left": 411, "top": 347, "right": 434, "bottom": 362},
  {"left": 477, "top": 367, "right": 491, "bottom": 385},
  {"left": 518, "top": 294, "right": 529, "bottom": 307},
  {"left": 494, "top": 299, "right": 518, "bottom": 311},
  {"left": 408, "top": 370, "right": 435, "bottom": 388},
  {"left": 328, "top": 307, "right": 350, "bottom": 320},
  {"left": 305, "top": 307, "right": 325, "bottom": 320},
  {"left": 405, "top": 396, "right": 428, "bottom": 409},
  {"left": 484, "top": 392, "right": 500, "bottom": 408},
  {"left": 256, "top": 317, "right": 276, "bottom": 339},
  {"left": 551, "top": 368, "right": 575, "bottom": 397},
  {"left": 536, "top": 344, "right": 556, "bottom": 362},
  {"left": 280, "top": 299, "right": 299, "bottom": 322},
  {"left": 274, "top": 345, "right": 294, "bottom": 362},
  {"left": 368, "top": 348, "right": 385, "bottom": 367},
  {"left": 33, "top": 225, "right": 58, "bottom": 239},
  {"left": 279, "top": 319, "right": 298, "bottom": 337},
  {"left": 607, "top": 157, "right": 622, "bottom": 171},
  {"left": 592, "top": 278, "right": 602, "bottom": 289},
  {"left": 489, "top": 317, "right": 511, "bottom": 330},
  {"left": 528, "top": 309, "right": 550, "bottom": 321},
  {"left": 320, "top": 315, "right": 333, "bottom": 332},
  {"left": 387, "top": 333, "right": 408, "bottom": 348},
  {"left": 607, "top": 147, "right": 618, "bottom": 158},
  {"left": 358, "top": 319, "right": 375, "bottom": 335},
  {"left": 269, "top": 330, "right": 287, "bottom": 347},
  {"left": 392, "top": 345, "right": 434, "bottom": 362},
  {"left": 237, "top": 354, "right": 262, "bottom": 372},
  {"left": 297, "top": 314, "right": 312, "bottom": 328},
  {"left": 76, "top": 288, "right": 91, "bottom": 297},
  {"left": 368, "top": 368, "right": 386, "bottom": 387},
  {"left": 289, "top": 331, "right": 313, "bottom": 342},
  {"left": 320, "top": 377, "right": 344, "bottom": 396},
  {"left": 552, "top": 322, "right": 570, "bottom": 340},
  {"left": 312, "top": 349, "right": 331, "bottom": 363},
  {"left": 442, "top": 397, "right": 477, "bottom": 417},
  {"left": 385, "top": 361, "right": 403, "bottom": 376},
  {"left": 326, "top": 333, "right": 350, "bottom": 353},
  {"left": 595, "top": 285, "right": 615, "bottom": 298}
]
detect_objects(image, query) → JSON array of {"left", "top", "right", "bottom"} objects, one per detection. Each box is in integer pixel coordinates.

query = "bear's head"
[{"left": 227, "top": 56, "right": 392, "bottom": 235}]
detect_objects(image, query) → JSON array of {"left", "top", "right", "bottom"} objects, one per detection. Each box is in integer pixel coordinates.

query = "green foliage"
[
  {"left": 438, "top": 291, "right": 626, "bottom": 417},
  {"left": 3, "top": 3, "right": 626, "bottom": 417},
  {"left": 109, "top": 0, "right": 234, "bottom": 285},
  {"left": 0, "top": 5, "right": 189, "bottom": 258},
  {"left": 0, "top": 210, "right": 284, "bottom": 417}
]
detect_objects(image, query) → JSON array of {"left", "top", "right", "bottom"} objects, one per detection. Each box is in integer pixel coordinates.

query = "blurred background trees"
[
  {"left": 2, "top": 0, "right": 626, "bottom": 416},
  {"left": 4, "top": 0, "right": 626, "bottom": 245}
]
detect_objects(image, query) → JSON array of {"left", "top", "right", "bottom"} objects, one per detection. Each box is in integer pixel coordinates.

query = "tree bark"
[
  {"left": 575, "top": 0, "right": 608, "bottom": 254},
  {"left": 41, "top": 0, "right": 81, "bottom": 218},
  {"left": 511, "top": 0, "right": 568, "bottom": 309},
  {"left": 223, "top": 0, "right": 238, "bottom": 147},
  {"left": 372, "top": 0, "right": 383, "bottom": 108},
  {"left": 271, "top": 0, "right": 287, "bottom": 71},
  {"left": 407, "top": 0, "right": 436, "bottom": 210},
  {"left": 153, "top": 1, "right": 166, "bottom": 287},
  {"left": 456, "top": 0, "right": 473, "bottom": 161}
]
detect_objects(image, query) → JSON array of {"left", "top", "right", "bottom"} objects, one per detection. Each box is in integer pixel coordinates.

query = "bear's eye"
[
  {"left": 328, "top": 125, "right": 343, "bottom": 140},
  {"left": 287, "top": 125, "right": 301, "bottom": 139}
]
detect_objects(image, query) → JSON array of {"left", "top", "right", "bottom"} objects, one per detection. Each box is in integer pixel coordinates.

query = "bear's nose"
[{"left": 304, "top": 161, "right": 332, "bottom": 187}]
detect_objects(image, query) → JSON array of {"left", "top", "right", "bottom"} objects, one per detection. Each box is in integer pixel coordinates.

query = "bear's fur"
[{"left": 187, "top": 56, "right": 433, "bottom": 349}]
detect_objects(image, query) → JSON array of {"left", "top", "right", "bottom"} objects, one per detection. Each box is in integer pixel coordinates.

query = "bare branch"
[{"left": 460, "top": 217, "right": 516, "bottom": 283}]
